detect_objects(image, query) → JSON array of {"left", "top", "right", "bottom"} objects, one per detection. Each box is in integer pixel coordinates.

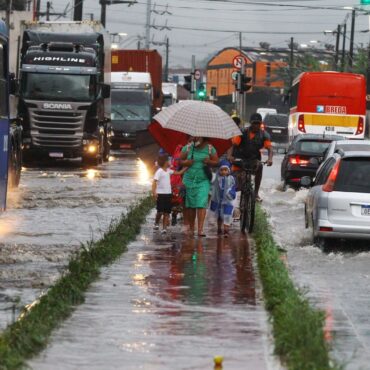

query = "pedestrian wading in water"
[
  {"left": 210, "top": 160, "right": 236, "bottom": 237},
  {"left": 180, "top": 137, "right": 219, "bottom": 237}
]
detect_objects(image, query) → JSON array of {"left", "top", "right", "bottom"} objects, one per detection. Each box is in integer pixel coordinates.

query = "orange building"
[{"left": 206, "top": 47, "right": 286, "bottom": 99}]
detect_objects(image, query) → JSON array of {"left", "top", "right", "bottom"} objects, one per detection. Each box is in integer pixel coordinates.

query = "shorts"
[{"left": 156, "top": 194, "right": 172, "bottom": 213}]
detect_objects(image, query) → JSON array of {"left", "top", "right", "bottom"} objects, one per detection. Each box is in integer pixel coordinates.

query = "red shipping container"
[{"left": 112, "top": 49, "right": 163, "bottom": 110}]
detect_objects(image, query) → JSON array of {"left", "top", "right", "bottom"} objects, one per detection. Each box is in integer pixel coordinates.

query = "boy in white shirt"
[{"left": 152, "top": 154, "right": 185, "bottom": 233}]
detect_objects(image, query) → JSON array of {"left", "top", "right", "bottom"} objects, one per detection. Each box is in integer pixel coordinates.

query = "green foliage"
[
  {"left": 0, "top": 0, "right": 27, "bottom": 11},
  {"left": 274, "top": 51, "right": 334, "bottom": 91},
  {"left": 253, "top": 205, "right": 342, "bottom": 370},
  {"left": 352, "top": 48, "right": 368, "bottom": 76},
  {"left": 0, "top": 196, "right": 154, "bottom": 370}
]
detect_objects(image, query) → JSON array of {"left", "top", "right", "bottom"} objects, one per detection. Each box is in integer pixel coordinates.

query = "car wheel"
[{"left": 282, "top": 180, "right": 288, "bottom": 192}]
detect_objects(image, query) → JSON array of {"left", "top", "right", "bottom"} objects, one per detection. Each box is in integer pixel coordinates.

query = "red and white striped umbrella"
[{"left": 153, "top": 101, "right": 241, "bottom": 139}]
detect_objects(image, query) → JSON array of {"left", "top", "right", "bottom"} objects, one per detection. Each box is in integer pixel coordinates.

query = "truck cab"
[
  {"left": 18, "top": 22, "right": 111, "bottom": 166},
  {"left": 110, "top": 72, "right": 152, "bottom": 149}
]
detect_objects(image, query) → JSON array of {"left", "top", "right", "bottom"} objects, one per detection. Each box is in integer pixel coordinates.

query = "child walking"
[
  {"left": 152, "top": 154, "right": 185, "bottom": 234},
  {"left": 210, "top": 160, "right": 236, "bottom": 237}
]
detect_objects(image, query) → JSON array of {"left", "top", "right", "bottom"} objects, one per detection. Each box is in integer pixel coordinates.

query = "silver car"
[
  {"left": 304, "top": 150, "right": 370, "bottom": 246},
  {"left": 323, "top": 139, "right": 370, "bottom": 162}
]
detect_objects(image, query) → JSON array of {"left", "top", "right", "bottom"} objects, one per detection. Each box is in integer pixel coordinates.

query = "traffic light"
[
  {"left": 197, "top": 83, "right": 206, "bottom": 100},
  {"left": 241, "top": 75, "right": 252, "bottom": 92},
  {"left": 183, "top": 75, "right": 192, "bottom": 92}
]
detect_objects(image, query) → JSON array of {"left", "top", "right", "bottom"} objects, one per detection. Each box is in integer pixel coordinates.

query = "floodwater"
[
  {"left": 0, "top": 152, "right": 151, "bottom": 330},
  {"left": 28, "top": 216, "right": 277, "bottom": 370},
  {"left": 261, "top": 156, "right": 370, "bottom": 370}
]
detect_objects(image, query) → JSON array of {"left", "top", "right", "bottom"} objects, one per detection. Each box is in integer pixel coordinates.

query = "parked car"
[
  {"left": 303, "top": 150, "right": 370, "bottom": 247},
  {"left": 256, "top": 107, "right": 277, "bottom": 120},
  {"left": 263, "top": 113, "right": 289, "bottom": 151},
  {"left": 281, "top": 134, "right": 344, "bottom": 189},
  {"left": 322, "top": 139, "right": 370, "bottom": 162}
]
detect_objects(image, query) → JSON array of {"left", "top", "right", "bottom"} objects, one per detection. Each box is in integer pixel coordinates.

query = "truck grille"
[{"left": 29, "top": 108, "right": 87, "bottom": 148}]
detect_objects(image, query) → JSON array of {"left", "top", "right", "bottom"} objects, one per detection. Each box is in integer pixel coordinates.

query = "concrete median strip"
[
  {"left": 0, "top": 195, "right": 154, "bottom": 370},
  {"left": 253, "top": 204, "right": 342, "bottom": 370}
]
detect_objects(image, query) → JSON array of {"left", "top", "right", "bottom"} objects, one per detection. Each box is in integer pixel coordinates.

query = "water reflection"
[
  {"left": 147, "top": 234, "right": 256, "bottom": 308},
  {"left": 137, "top": 159, "right": 150, "bottom": 185}
]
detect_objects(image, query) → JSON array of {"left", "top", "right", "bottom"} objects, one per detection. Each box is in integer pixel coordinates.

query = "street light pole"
[
  {"left": 341, "top": 23, "right": 347, "bottom": 72},
  {"left": 73, "top": 0, "right": 83, "bottom": 21},
  {"left": 335, "top": 24, "right": 341, "bottom": 71},
  {"left": 349, "top": 9, "right": 356, "bottom": 70},
  {"left": 289, "top": 37, "right": 294, "bottom": 87}
]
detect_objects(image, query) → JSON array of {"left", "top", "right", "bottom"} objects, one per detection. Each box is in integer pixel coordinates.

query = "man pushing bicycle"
[{"left": 228, "top": 113, "right": 273, "bottom": 202}]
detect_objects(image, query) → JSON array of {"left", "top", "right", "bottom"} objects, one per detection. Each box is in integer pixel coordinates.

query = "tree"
[
  {"left": 259, "top": 42, "right": 270, "bottom": 50},
  {"left": 352, "top": 48, "right": 368, "bottom": 76},
  {"left": 274, "top": 51, "right": 331, "bottom": 91},
  {"left": 0, "top": 0, "right": 27, "bottom": 11}
]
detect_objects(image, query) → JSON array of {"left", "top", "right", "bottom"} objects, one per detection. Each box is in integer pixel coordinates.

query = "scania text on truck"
[
  {"left": 111, "top": 72, "right": 153, "bottom": 149},
  {"left": 0, "top": 20, "right": 22, "bottom": 211},
  {"left": 289, "top": 72, "right": 366, "bottom": 140},
  {"left": 18, "top": 21, "right": 111, "bottom": 166}
]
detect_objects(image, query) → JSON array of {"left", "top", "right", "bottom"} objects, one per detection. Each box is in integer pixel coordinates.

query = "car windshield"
[
  {"left": 334, "top": 158, "right": 370, "bottom": 193},
  {"left": 264, "top": 115, "right": 288, "bottom": 127},
  {"left": 111, "top": 90, "right": 151, "bottom": 121},
  {"left": 21, "top": 73, "right": 96, "bottom": 102},
  {"left": 297, "top": 140, "right": 331, "bottom": 154}
]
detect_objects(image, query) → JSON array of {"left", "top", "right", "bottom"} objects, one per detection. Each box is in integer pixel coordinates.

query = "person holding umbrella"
[{"left": 180, "top": 137, "right": 219, "bottom": 237}]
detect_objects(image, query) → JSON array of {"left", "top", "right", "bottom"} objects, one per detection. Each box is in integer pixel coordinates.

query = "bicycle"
[{"left": 233, "top": 159, "right": 264, "bottom": 234}]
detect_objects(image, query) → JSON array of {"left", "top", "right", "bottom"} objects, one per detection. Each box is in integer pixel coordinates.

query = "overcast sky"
[{"left": 38, "top": 0, "right": 370, "bottom": 67}]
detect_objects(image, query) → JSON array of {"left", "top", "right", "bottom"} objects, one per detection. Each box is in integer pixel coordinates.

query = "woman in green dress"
[{"left": 181, "top": 137, "right": 219, "bottom": 237}]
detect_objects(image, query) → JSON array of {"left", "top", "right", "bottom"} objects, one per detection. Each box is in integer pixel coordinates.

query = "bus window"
[{"left": 290, "top": 83, "right": 299, "bottom": 108}]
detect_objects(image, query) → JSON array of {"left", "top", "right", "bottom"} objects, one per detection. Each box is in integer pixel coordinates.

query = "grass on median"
[
  {"left": 253, "top": 205, "right": 342, "bottom": 370},
  {"left": 0, "top": 195, "right": 154, "bottom": 370}
]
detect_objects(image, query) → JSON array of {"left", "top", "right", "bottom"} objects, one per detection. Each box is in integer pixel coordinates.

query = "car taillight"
[
  {"left": 322, "top": 160, "right": 341, "bottom": 192},
  {"left": 289, "top": 155, "right": 309, "bottom": 165},
  {"left": 355, "top": 117, "right": 364, "bottom": 135},
  {"left": 298, "top": 115, "right": 305, "bottom": 133}
]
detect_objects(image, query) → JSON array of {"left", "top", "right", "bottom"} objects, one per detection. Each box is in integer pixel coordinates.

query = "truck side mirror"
[
  {"left": 9, "top": 73, "right": 18, "bottom": 95},
  {"left": 102, "top": 84, "right": 110, "bottom": 99}
]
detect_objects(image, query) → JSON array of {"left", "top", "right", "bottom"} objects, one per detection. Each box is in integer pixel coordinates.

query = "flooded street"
[
  {"left": 0, "top": 153, "right": 150, "bottom": 329},
  {"left": 28, "top": 217, "right": 275, "bottom": 370},
  {"left": 261, "top": 155, "right": 370, "bottom": 370}
]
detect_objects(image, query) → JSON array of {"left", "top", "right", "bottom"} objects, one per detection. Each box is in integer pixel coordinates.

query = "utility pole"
[
  {"left": 349, "top": 9, "right": 356, "bottom": 70},
  {"left": 341, "top": 23, "right": 347, "bottom": 72},
  {"left": 289, "top": 37, "right": 294, "bottom": 88},
  {"left": 46, "top": 1, "right": 51, "bottom": 21},
  {"left": 191, "top": 55, "right": 195, "bottom": 100},
  {"left": 100, "top": 0, "right": 107, "bottom": 27},
  {"left": 164, "top": 37, "right": 169, "bottom": 83},
  {"left": 335, "top": 25, "right": 341, "bottom": 71},
  {"left": 145, "top": 0, "right": 152, "bottom": 49},
  {"left": 73, "top": 0, "right": 83, "bottom": 21},
  {"left": 5, "top": 0, "right": 12, "bottom": 30}
]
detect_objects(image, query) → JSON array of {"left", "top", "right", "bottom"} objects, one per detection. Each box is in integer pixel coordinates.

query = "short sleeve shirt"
[
  {"left": 232, "top": 130, "right": 272, "bottom": 149},
  {"left": 153, "top": 168, "right": 174, "bottom": 194}
]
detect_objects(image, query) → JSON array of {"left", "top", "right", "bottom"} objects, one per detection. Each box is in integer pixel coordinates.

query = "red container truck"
[{"left": 111, "top": 49, "right": 163, "bottom": 111}]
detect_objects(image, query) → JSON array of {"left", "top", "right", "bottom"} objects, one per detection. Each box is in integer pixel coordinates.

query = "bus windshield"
[
  {"left": 111, "top": 90, "right": 151, "bottom": 121},
  {"left": 21, "top": 73, "right": 96, "bottom": 102}
]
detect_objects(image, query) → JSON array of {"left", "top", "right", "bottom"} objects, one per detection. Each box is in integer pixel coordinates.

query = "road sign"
[
  {"left": 194, "top": 69, "right": 201, "bottom": 80},
  {"left": 231, "top": 71, "right": 238, "bottom": 81},
  {"left": 232, "top": 55, "right": 247, "bottom": 70}
]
